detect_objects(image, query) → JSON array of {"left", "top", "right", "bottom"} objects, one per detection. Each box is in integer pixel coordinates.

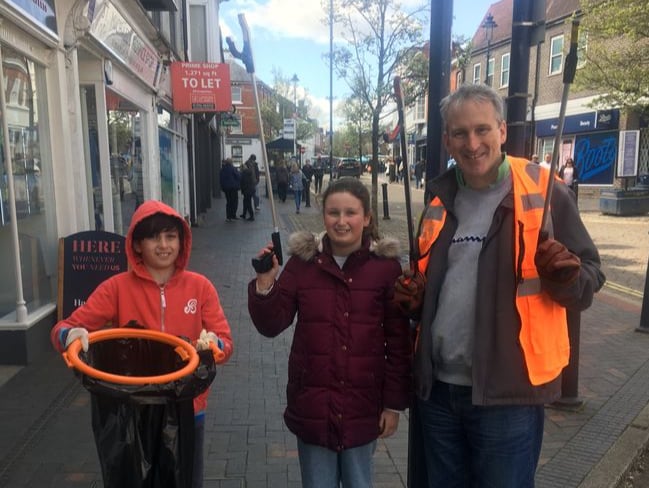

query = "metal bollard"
[
  {"left": 637, "top": 239, "right": 649, "bottom": 332},
  {"left": 552, "top": 309, "right": 583, "bottom": 409},
  {"left": 381, "top": 183, "right": 390, "bottom": 220}
]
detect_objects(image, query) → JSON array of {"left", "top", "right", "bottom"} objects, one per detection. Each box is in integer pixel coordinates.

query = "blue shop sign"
[
  {"left": 6, "top": 0, "right": 57, "bottom": 34},
  {"left": 536, "top": 109, "right": 619, "bottom": 138}
]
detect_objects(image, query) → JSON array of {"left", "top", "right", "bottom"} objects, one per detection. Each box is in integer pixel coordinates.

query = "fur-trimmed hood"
[{"left": 287, "top": 230, "right": 401, "bottom": 261}]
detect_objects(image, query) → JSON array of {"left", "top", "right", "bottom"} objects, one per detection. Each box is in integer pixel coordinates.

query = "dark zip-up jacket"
[{"left": 248, "top": 231, "right": 412, "bottom": 451}]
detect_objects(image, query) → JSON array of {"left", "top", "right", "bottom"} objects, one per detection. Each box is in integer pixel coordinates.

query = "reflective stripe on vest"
[{"left": 416, "top": 157, "right": 569, "bottom": 385}]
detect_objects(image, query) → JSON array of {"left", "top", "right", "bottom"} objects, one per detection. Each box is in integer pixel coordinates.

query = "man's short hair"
[{"left": 440, "top": 84, "right": 505, "bottom": 130}]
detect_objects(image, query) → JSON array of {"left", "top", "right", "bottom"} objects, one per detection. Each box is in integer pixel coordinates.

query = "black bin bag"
[{"left": 77, "top": 333, "right": 216, "bottom": 488}]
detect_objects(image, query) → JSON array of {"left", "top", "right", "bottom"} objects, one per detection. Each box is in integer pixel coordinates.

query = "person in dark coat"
[
  {"left": 239, "top": 161, "right": 256, "bottom": 221},
  {"left": 219, "top": 158, "right": 240, "bottom": 222},
  {"left": 313, "top": 157, "right": 324, "bottom": 194},
  {"left": 246, "top": 154, "right": 261, "bottom": 210},
  {"left": 248, "top": 177, "right": 412, "bottom": 488},
  {"left": 301, "top": 159, "right": 314, "bottom": 207},
  {"left": 414, "top": 159, "right": 425, "bottom": 189},
  {"left": 275, "top": 160, "right": 289, "bottom": 202}
]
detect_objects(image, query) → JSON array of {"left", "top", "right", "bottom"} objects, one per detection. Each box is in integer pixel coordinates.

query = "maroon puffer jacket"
[{"left": 248, "top": 231, "right": 412, "bottom": 451}]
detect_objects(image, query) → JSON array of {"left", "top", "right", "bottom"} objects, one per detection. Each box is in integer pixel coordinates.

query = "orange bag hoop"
[{"left": 63, "top": 328, "right": 200, "bottom": 385}]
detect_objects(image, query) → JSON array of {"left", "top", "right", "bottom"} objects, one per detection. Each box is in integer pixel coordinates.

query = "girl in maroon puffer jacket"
[{"left": 248, "top": 178, "right": 412, "bottom": 488}]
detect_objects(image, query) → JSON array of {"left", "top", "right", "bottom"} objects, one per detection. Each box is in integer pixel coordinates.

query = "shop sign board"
[
  {"left": 171, "top": 62, "right": 232, "bottom": 113},
  {"left": 57, "top": 231, "right": 128, "bottom": 321},
  {"left": 6, "top": 0, "right": 57, "bottom": 34}
]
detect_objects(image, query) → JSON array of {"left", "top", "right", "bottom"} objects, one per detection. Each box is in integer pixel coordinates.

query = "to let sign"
[{"left": 171, "top": 62, "right": 232, "bottom": 113}]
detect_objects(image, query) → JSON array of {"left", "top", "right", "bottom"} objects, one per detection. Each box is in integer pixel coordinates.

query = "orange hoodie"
[{"left": 51, "top": 200, "right": 233, "bottom": 413}]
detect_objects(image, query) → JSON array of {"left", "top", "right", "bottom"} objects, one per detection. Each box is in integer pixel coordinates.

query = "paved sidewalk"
[{"left": 1, "top": 174, "right": 649, "bottom": 487}]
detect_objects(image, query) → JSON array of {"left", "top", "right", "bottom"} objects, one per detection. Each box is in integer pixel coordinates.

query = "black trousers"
[
  {"left": 242, "top": 192, "right": 254, "bottom": 219},
  {"left": 224, "top": 188, "right": 239, "bottom": 219},
  {"left": 314, "top": 174, "right": 323, "bottom": 193},
  {"left": 277, "top": 182, "right": 288, "bottom": 202},
  {"left": 302, "top": 181, "right": 311, "bottom": 206}
]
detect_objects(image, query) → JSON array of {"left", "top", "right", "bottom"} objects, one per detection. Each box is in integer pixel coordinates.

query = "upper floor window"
[
  {"left": 415, "top": 97, "right": 426, "bottom": 121},
  {"left": 230, "top": 113, "right": 242, "bottom": 134},
  {"left": 577, "top": 31, "right": 588, "bottom": 69},
  {"left": 550, "top": 35, "right": 564, "bottom": 75},
  {"left": 231, "top": 86, "right": 242, "bottom": 104},
  {"left": 486, "top": 57, "right": 495, "bottom": 86},
  {"left": 500, "top": 53, "right": 510, "bottom": 88},
  {"left": 473, "top": 63, "right": 481, "bottom": 84}
]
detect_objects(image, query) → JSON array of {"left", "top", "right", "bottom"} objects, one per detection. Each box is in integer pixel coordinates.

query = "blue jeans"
[
  {"left": 418, "top": 381, "right": 544, "bottom": 488},
  {"left": 297, "top": 438, "right": 376, "bottom": 488},
  {"left": 294, "top": 190, "right": 302, "bottom": 211}
]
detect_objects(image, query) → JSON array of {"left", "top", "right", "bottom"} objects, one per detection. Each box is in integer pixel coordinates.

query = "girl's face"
[{"left": 323, "top": 191, "right": 370, "bottom": 256}]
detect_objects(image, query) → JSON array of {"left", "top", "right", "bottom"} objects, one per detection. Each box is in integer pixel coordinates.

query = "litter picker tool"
[
  {"left": 540, "top": 17, "right": 580, "bottom": 240},
  {"left": 226, "top": 14, "right": 283, "bottom": 272},
  {"left": 393, "top": 76, "right": 417, "bottom": 268}
]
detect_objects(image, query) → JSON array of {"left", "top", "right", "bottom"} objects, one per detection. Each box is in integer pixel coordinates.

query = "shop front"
[{"left": 536, "top": 109, "right": 620, "bottom": 186}]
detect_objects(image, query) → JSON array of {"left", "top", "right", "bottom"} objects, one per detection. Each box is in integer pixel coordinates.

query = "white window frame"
[
  {"left": 549, "top": 35, "right": 564, "bottom": 75},
  {"left": 472, "top": 63, "right": 481, "bottom": 84},
  {"left": 231, "top": 85, "right": 242, "bottom": 104},
  {"left": 486, "top": 57, "right": 495, "bottom": 86},
  {"left": 577, "top": 31, "right": 588, "bottom": 69},
  {"left": 230, "top": 113, "right": 242, "bottom": 134},
  {"left": 500, "top": 53, "right": 510, "bottom": 88}
]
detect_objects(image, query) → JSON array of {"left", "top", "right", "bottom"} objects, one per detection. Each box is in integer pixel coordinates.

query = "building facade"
[{"left": 0, "top": 0, "right": 229, "bottom": 364}]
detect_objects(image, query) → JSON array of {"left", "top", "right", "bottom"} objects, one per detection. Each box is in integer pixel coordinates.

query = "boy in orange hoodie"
[{"left": 51, "top": 199, "right": 233, "bottom": 488}]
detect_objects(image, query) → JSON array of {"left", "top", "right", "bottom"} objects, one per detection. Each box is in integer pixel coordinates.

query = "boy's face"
[{"left": 133, "top": 229, "right": 181, "bottom": 273}]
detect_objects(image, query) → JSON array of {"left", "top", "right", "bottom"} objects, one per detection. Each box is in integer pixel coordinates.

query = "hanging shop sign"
[
  {"left": 88, "top": 0, "right": 162, "bottom": 88},
  {"left": 170, "top": 62, "right": 232, "bottom": 113},
  {"left": 6, "top": 0, "right": 57, "bottom": 34}
]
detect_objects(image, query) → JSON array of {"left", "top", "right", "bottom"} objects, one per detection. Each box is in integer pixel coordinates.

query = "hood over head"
[{"left": 126, "top": 200, "right": 192, "bottom": 272}]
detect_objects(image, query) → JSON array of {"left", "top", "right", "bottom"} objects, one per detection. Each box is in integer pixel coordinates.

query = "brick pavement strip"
[{"left": 1, "top": 175, "right": 649, "bottom": 487}]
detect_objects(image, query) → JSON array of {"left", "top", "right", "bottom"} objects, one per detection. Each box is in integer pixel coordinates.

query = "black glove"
[
  {"left": 535, "top": 238, "right": 581, "bottom": 284},
  {"left": 394, "top": 269, "right": 425, "bottom": 315}
]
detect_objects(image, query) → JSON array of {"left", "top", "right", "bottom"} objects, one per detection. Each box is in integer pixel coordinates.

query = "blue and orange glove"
[
  {"left": 61, "top": 327, "right": 89, "bottom": 352},
  {"left": 195, "top": 329, "right": 226, "bottom": 363}
]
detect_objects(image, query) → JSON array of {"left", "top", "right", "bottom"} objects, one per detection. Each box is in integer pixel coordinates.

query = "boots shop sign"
[{"left": 171, "top": 62, "right": 232, "bottom": 113}]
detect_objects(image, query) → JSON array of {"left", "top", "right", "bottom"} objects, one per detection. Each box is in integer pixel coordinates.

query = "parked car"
[{"left": 337, "top": 158, "right": 362, "bottom": 178}]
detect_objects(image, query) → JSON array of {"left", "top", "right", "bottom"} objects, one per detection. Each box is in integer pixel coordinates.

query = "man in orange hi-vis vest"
[{"left": 394, "top": 84, "right": 605, "bottom": 488}]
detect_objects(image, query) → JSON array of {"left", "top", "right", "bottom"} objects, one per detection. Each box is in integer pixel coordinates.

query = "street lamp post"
[
  {"left": 291, "top": 73, "right": 299, "bottom": 162},
  {"left": 482, "top": 13, "right": 497, "bottom": 85},
  {"left": 329, "top": 0, "right": 334, "bottom": 182}
]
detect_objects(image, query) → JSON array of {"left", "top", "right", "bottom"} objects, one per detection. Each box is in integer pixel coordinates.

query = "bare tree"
[{"left": 329, "top": 0, "right": 426, "bottom": 219}]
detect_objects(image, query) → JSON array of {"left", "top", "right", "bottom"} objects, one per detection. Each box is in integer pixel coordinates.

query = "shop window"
[
  {"left": 160, "top": 127, "right": 174, "bottom": 206},
  {"left": 106, "top": 89, "right": 144, "bottom": 235},
  {"left": 0, "top": 46, "right": 56, "bottom": 318}
]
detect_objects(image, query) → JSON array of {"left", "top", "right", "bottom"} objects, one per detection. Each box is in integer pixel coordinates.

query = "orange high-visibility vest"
[{"left": 416, "top": 157, "right": 569, "bottom": 385}]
